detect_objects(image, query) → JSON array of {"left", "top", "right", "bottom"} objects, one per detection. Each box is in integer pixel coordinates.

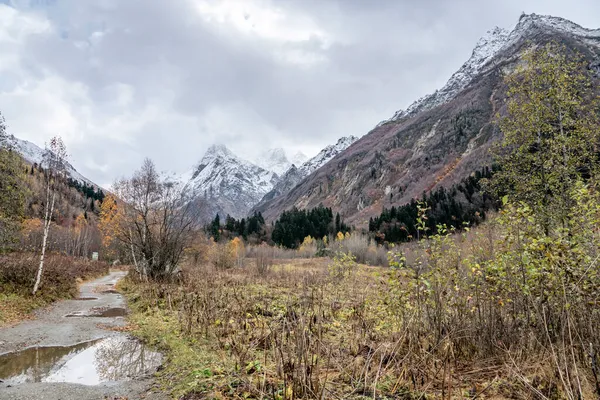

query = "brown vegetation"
[
  {"left": 123, "top": 198, "right": 600, "bottom": 399},
  {"left": 0, "top": 253, "right": 109, "bottom": 326}
]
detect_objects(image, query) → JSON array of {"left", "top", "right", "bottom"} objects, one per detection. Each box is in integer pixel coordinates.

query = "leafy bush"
[
  {"left": 328, "top": 251, "right": 357, "bottom": 281},
  {"left": 331, "top": 232, "right": 389, "bottom": 266}
]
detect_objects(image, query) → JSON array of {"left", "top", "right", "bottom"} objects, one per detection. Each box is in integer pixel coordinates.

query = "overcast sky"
[{"left": 0, "top": 0, "right": 598, "bottom": 186}]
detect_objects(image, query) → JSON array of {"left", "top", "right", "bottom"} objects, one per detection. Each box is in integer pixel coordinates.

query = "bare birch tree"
[
  {"left": 101, "top": 158, "right": 200, "bottom": 280},
  {"left": 32, "top": 136, "right": 67, "bottom": 294}
]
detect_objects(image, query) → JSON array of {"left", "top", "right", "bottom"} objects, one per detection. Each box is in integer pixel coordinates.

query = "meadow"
[{"left": 121, "top": 204, "right": 600, "bottom": 399}]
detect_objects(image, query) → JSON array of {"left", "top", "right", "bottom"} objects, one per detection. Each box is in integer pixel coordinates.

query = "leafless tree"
[
  {"left": 111, "top": 158, "right": 200, "bottom": 280},
  {"left": 33, "top": 136, "right": 67, "bottom": 294}
]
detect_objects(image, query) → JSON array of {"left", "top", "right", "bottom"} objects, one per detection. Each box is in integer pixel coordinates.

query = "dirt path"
[{"left": 0, "top": 271, "right": 167, "bottom": 400}]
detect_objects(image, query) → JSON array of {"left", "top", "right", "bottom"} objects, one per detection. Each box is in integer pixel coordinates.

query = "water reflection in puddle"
[
  {"left": 65, "top": 307, "right": 128, "bottom": 318},
  {"left": 0, "top": 336, "right": 161, "bottom": 385}
]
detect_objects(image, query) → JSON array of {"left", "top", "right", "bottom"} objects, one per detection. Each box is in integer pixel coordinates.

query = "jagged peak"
[
  {"left": 516, "top": 13, "right": 596, "bottom": 34},
  {"left": 472, "top": 27, "right": 510, "bottom": 59},
  {"left": 509, "top": 13, "right": 600, "bottom": 44},
  {"left": 300, "top": 135, "right": 358, "bottom": 171},
  {"left": 377, "top": 13, "right": 600, "bottom": 128},
  {"left": 334, "top": 136, "right": 359, "bottom": 147},
  {"left": 204, "top": 144, "right": 234, "bottom": 158}
]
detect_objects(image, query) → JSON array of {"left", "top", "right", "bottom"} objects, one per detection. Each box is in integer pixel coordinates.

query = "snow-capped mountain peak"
[
  {"left": 252, "top": 135, "right": 359, "bottom": 214},
  {"left": 187, "top": 136, "right": 360, "bottom": 219},
  {"left": 377, "top": 13, "right": 600, "bottom": 127},
  {"left": 299, "top": 136, "right": 358, "bottom": 176},
  {"left": 255, "top": 148, "right": 290, "bottom": 176},
  {"left": 185, "top": 145, "right": 279, "bottom": 219},
  {"left": 201, "top": 144, "right": 236, "bottom": 162},
  {"left": 471, "top": 26, "right": 510, "bottom": 66},
  {"left": 513, "top": 13, "right": 600, "bottom": 40}
]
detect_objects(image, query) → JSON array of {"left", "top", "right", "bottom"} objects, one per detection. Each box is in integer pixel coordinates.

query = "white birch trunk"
[
  {"left": 128, "top": 228, "right": 140, "bottom": 273},
  {"left": 33, "top": 190, "right": 55, "bottom": 295}
]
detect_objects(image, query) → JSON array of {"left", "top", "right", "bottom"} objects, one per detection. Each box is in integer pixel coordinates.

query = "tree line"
[
  {"left": 369, "top": 166, "right": 500, "bottom": 244},
  {"left": 272, "top": 206, "right": 349, "bottom": 248},
  {"left": 66, "top": 177, "right": 105, "bottom": 205},
  {"left": 207, "top": 212, "right": 266, "bottom": 242}
]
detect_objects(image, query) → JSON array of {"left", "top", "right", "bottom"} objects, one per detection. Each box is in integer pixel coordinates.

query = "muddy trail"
[{"left": 0, "top": 271, "right": 166, "bottom": 400}]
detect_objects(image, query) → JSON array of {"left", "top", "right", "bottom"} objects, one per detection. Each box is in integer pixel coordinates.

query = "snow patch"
[
  {"left": 376, "top": 13, "right": 600, "bottom": 127},
  {"left": 3, "top": 134, "right": 96, "bottom": 187},
  {"left": 184, "top": 144, "right": 279, "bottom": 218}
]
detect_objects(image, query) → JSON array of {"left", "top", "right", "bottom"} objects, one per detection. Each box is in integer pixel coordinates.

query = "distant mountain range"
[
  {"left": 3, "top": 132, "right": 357, "bottom": 221},
  {"left": 183, "top": 137, "right": 358, "bottom": 220},
  {"left": 251, "top": 136, "right": 358, "bottom": 215},
  {"left": 7, "top": 13, "right": 599, "bottom": 228}
]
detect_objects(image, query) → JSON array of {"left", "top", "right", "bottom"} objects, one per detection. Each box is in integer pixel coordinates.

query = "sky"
[{"left": 0, "top": 0, "right": 599, "bottom": 186}]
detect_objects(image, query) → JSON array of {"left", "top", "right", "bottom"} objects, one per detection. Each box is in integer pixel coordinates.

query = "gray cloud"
[{"left": 1, "top": 0, "right": 599, "bottom": 187}]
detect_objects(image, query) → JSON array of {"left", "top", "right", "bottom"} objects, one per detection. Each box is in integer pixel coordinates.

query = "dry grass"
[
  {"left": 331, "top": 233, "right": 389, "bottom": 267},
  {"left": 121, "top": 255, "right": 583, "bottom": 399},
  {"left": 0, "top": 252, "right": 109, "bottom": 326},
  {"left": 122, "top": 204, "right": 600, "bottom": 399}
]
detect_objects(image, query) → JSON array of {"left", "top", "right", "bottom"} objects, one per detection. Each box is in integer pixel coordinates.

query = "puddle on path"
[
  {"left": 0, "top": 336, "right": 161, "bottom": 385},
  {"left": 74, "top": 297, "right": 98, "bottom": 301},
  {"left": 65, "top": 307, "right": 128, "bottom": 318}
]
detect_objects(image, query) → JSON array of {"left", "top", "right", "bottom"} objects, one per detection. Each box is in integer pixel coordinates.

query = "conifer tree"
[{"left": 0, "top": 112, "right": 27, "bottom": 251}]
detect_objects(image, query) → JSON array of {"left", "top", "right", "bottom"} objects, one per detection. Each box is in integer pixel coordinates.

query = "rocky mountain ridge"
[
  {"left": 260, "top": 13, "right": 600, "bottom": 226},
  {"left": 380, "top": 14, "right": 600, "bottom": 127}
]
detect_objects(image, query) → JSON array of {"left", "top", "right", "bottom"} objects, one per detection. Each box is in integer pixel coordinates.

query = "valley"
[{"left": 0, "top": 7, "right": 600, "bottom": 400}]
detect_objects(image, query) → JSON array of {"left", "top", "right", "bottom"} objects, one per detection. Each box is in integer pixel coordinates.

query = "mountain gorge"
[
  {"left": 252, "top": 136, "right": 358, "bottom": 214},
  {"left": 183, "top": 137, "right": 357, "bottom": 220},
  {"left": 258, "top": 13, "right": 600, "bottom": 226}
]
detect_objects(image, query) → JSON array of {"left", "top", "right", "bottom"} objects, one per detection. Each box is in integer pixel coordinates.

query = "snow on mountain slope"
[
  {"left": 254, "top": 148, "right": 309, "bottom": 176},
  {"left": 254, "top": 148, "right": 291, "bottom": 176},
  {"left": 187, "top": 138, "right": 357, "bottom": 219},
  {"left": 186, "top": 144, "right": 279, "bottom": 219},
  {"left": 252, "top": 136, "right": 359, "bottom": 212},
  {"left": 290, "top": 151, "right": 308, "bottom": 167},
  {"left": 297, "top": 136, "right": 358, "bottom": 178},
  {"left": 4, "top": 134, "right": 96, "bottom": 187},
  {"left": 257, "top": 13, "right": 600, "bottom": 226},
  {"left": 378, "top": 13, "right": 600, "bottom": 127}
]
